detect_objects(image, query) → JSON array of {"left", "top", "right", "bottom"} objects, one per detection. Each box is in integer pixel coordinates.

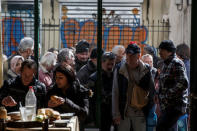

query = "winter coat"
[
  {"left": 7, "top": 69, "right": 18, "bottom": 80},
  {"left": 86, "top": 70, "right": 114, "bottom": 127},
  {"left": 77, "top": 60, "right": 96, "bottom": 86},
  {"left": 0, "top": 76, "right": 47, "bottom": 112},
  {"left": 75, "top": 57, "right": 88, "bottom": 72},
  {"left": 46, "top": 81, "right": 89, "bottom": 122},
  {"left": 112, "top": 60, "right": 155, "bottom": 119},
  {"left": 158, "top": 54, "right": 188, "bottom": 113}
]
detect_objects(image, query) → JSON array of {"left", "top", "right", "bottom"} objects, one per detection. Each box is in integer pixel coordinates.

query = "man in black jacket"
[
  {"left": 75, "top": 40, "right": 90, "bottom": 72},
  {"left": 87, "top": 52, "right": 116, "bottom": 131},
  {"left": 0, "top": 59, "right": 47, "bottom": 112},
  {"left": 77, "top": 48, "right": 104, "bottom": 86}
]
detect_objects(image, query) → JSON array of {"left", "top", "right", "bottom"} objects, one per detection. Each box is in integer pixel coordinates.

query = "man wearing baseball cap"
[{"left": 112, "top": 42, "right": 155, "bottom": 131}]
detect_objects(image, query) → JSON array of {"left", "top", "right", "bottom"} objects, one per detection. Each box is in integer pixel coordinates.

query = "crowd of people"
[{"left": 0, "top": 36, "right": 190, "bottom": 131}]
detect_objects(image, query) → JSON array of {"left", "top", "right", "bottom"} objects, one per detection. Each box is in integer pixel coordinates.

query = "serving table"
[{"left": 1, "top": 116, "right": 79, "bottom": 131}]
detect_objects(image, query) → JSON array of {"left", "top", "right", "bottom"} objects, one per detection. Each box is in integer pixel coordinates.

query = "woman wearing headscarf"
[{"left": 7, "top": 55, "right": 24, "bottom": 79}]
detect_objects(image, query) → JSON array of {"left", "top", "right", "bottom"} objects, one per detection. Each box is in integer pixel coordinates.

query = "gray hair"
[
  {"left": 141, "top": 54, "right": 153, "bottom": 61},
  {"left": 40, "top": 52, "right": 57, "bottom": 67},
  {"left": 112, "top": 45, "right": 125, "bottom": 55},
  {"left": 57, "top": 48, "right": 74, "bottom": 63},
  {"left": 18, "top": 37, "right": 34, "bottom": 52}
]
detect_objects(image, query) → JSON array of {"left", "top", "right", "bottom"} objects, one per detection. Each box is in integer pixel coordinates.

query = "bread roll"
[
  {"left": 0, "top": 107, "right": 7, "bottom": 119},
  {"left": 37, "top": 108, "right": 45, "bottom": 116},
  {"left": 50, "top": 95, "right": 59, "bottom": 102},
  {"left": 45, "top": 108, "right": 54, "bottom": 117},
  {"left": 52, "top": 111, "right": 61, "bottom": 120},
  {"left": 36, "top": 108, "right": 61, "bottom": 121}
]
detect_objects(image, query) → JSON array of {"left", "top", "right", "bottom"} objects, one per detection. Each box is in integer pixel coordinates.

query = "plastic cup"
[{"left": 19, "top": 107, "right": 26, "bottom": 121}]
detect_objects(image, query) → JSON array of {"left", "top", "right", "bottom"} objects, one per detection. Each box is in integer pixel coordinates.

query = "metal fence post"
[
  {"left": 34, "top": 0, "right": 40, "bottom": 77},
  {"left": 0, "top": 0, "right": 3, "bottom": 87},
  {"left": 96, "top": 0, "right": 102, "bottom": 128},
  {"left": 190, "top": 0, "right": 197, "bottom": 131}
]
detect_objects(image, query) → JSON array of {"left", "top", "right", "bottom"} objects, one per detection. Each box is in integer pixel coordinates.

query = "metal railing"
[
  {"left": 1, "top": 3, "right": 170, "bottom": 57},
  {"left": 1, "top": 15, "right": 170, "bottom": 57}
]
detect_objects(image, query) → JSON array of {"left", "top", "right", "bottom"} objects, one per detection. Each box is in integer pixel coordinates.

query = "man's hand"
[
  {"left": 2, "top": 96, "right": 17, "bottom": 107},
  {"left": 113, "top": 116, "right": 121, "bottom": 125},
  {"left": 48, "top": 97, "right": 65, "bottom": 107}
]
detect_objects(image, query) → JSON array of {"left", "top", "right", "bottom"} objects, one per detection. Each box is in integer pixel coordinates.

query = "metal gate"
[{"left": 1, "top": 0, "right": 170, "bottom": 57}]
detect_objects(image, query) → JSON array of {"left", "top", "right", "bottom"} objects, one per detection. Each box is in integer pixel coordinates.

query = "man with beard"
[
  {"left": 86, "top": 52, "right": 116, "bottom": 131},
  {"left": 75, "top": 40, "right": 90, "bottom": 72}
]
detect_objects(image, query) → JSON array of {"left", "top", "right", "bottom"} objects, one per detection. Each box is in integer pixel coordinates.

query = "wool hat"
[
  {"left": 126, "top": 42, "right": 141, "bottom": 55},
  {"left": 144, "top": 45, "right": 155, "bottom": 55},
  {"left": 159, "top": 40, "right": 176, "bottom": 53},
  {"left": 90, "top": 48, "right": 104, "bottom": 59},
  {"left": 76, "top": 40, "right": 90, "bottom": 54}
]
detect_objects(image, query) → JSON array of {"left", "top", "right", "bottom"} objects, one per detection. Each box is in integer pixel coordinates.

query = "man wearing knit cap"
[
  {"left": 75, "top": 40, "right": 90, "bottom": 72},
  {"left": 77, "top": 48, "right": 103, "bottom": 86},
  {"left": 157, "top": 40, "right": 189, "bottom": 131}
]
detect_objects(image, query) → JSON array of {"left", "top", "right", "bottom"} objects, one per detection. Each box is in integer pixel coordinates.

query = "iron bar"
[
  {"left": 34, "top": 0, "right": 39, "bottom": 77},
  {"left": 190, "top": 0, "right": 197, "bottom": 130},
  {"left": 96, "top": 0, "right": 102, "bottom": 128}
]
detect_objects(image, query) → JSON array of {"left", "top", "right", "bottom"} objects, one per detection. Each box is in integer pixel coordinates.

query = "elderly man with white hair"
[
  {"left": 39, "top": 52, "right": 57, "bottom": 90},
  {"left": 141, "top": 54, "right": 157, "bottom": 79},
  {"left": 18, "top": 37, "right": 34, "bottom": 60},
  {"left": 57, "top": 48, "right": 75, "bottom": 67},
  {"left": 141, "top": 54, "right": 157, "bottom": 131},
  {"left": 112, "top": 45, "right": 125, "bottom": 64}
]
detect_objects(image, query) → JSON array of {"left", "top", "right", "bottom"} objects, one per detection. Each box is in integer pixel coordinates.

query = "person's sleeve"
[
  {"left": 112, "top": 68, "right": 121, "bottom": 119},
  {"left": 59, "top": 89, "right": 89, "bottom": 122},
  {"left": 63, "top": 97, "right": 89, "bottom": 115},
  {"left": 0, "top": 80, "right": 9, "bottom": 106},
  {"left": 42, "top": 84, "right": 47, "bottom": 108},
  {"left": 147, "top": 71, "right": 156, "bottom": 108},
  {"left": 36, "top": 82, "right": 47, "bottom": 108},
  {"left": 141, "top": 68, "right": 156, "bottom": 116},
  {"left": 76, "top": 68, "right": 87, "bottom": 85},
  {"left": 166, "top": 63, "right": 189, "bottom": 99}
]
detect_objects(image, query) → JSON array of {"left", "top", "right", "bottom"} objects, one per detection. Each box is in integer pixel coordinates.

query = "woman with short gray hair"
[{"left": 39, "top": 52, "right": 57, "bottom": 90}]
